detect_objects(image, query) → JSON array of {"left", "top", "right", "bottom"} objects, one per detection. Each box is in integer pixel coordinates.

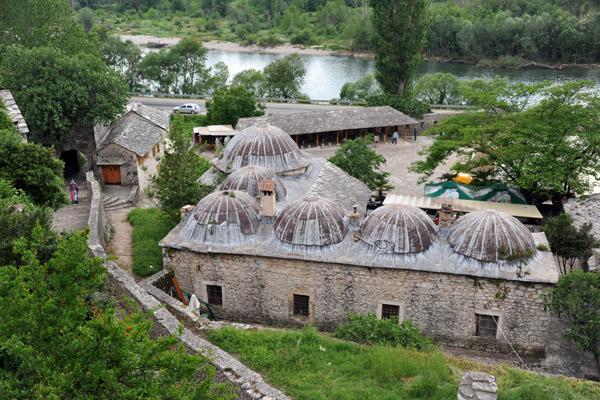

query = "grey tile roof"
[
  {"left": 236, "top": 106, "right": 418, "bottom": 135},
  {"left": 0, "top": 89, "right": 29, "bottom": 141},
  {"left": 96, "top": 104, "right": 169, "bottom": 156}
]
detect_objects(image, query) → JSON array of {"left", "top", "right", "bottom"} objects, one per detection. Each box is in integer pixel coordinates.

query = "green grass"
[
  {"left": 204, "top": 326, "right": 600, "bottom": 400},
  {"left": 126, "top": 207, "right": 176, "bottom": 276}
]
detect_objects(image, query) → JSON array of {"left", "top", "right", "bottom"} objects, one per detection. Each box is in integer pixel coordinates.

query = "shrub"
[
  {"left": 291, "top": 28, "right": 314, "bottom": 45},
  {"left": 333, "top": 312, "right": 432, "bottom": 351}
]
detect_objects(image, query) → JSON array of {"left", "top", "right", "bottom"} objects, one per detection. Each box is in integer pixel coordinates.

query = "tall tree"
[
  {"left": 410, "top": 81, "right": 600, "bottom": 205},
  {"left": 206, "top": 86, "right": 266, "bottom": 126},
  {"left": 370, "top": 0, "right": 430, "bottom": 96},
  {"left": 0, "top": 46, "right": 128, "bottom": 148},
  {"left": 262, "top": 54, "right": 307, "bottom": 99},
  {"left": 146, "top": 116, "right": 213, "bottom": 221},
  {"left": 544, "top": 270, "right": 600, "bottom": 379},
  {"left": 101, "top": 36, "right": 142, "bottom": 90}
]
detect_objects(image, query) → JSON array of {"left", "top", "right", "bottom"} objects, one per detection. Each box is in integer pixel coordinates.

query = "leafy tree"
[
  {"left": 370, "top": 0, "right": 430, "bottom": 96},
  {"left": 339, "top": 74, "right": 378, "bottom": 101},
  {"left": 328, "top": 134, "right": 391, "bottom": 190},
  {"left": 78, "top": 7, "right": 94, "bottom": 33},
  {"left": 169, "top": 37, "right": 210, "bottom": 94},
  {"left": 231, "top": 68, "right": 266, "bottom": 97},
  {"left": 101, "top": 36, "right": 142, "bottom": 90},
  {"left": 0, "top": 224, "right": 235, "bottom": 399},
  {"left": 0, "top": 129, "right": 66, "bottom": 208},
  {"left": 414, "top": 73, "right": 461, "bottom": 105},
  {"left": 262, "top": 54, "right": 307, "bottom": 98},
  {"left": 0, "top": 46, "right": 128, "bottom": 148},
  {"left": 205, "top": 61, "right": 230, "bottom": 95},
  {"left": 543, "top": 214, "right": 599, "bottom": 274},
  {"left": 544, "top": 271, "right": 600, "bottom": 378},
  {"left": 137, "top": 49, "right": 178, "bottom": 93},
  {"left": 366, "top": 92, "right": 431, "bottom": 119},
  {"left": 410, "top": 81, "right": 600, "bottom": 205},
  {"left": 206, "top": 86, "right": 266, "bottom": 126},
  {"left": 147, "top": 116, "right": 213, "bottom": 221}
]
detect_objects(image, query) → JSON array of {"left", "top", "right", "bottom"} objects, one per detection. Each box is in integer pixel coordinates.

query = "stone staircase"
[{"left": 102, "top": 193, "right": 133, "bottom": 211}]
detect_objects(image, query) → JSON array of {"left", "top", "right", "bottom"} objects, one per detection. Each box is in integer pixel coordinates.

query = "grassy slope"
[
  {"left": 126, "top": 207, "right": 176, "bottom": 276},
  {"left": 205, "top": 327, "right": 600, "bottom": 400}
]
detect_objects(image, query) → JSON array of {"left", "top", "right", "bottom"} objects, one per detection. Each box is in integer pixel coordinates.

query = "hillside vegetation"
[{"left": 81, "top": 0, "right": 600, "bottom": 64}]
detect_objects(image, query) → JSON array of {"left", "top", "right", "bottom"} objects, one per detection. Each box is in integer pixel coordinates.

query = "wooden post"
[
  {"left": 296, "top": 134, "right": 299, "bottom": 145},
  {"left": 345, "top": 130, "right": 348, "bottom": 140},
  {"left": 172, "top": 277, "right": 187, "bottom": 306},
  {"left": 385, "top": 127, "right": 388, "bottom": 144},
  {"left": 336, "top": 130, "right": 339, "bottom": 145},
  {"left": 316, "top": 132, "right": 319, "bottom": 146},
  {"left": 404, "top": 125, "right": 407, "bottom": 142}
]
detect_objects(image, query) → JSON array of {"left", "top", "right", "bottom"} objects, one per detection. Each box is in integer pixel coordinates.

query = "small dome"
[
  {"left": 179, "top": 190, "right": 261, "bottom": 245},
  {"left": 274, "top": 196, "right": 347, "bottom": 246},
  {"left": 212, "top": 123, "right": 310, "bottom": 174},
  {"left": 448, "top": 210, "right": 535, "bottom": 262},
  {"left": 360, "top": 205, "right": 437, "bottom": 254},
  {"left": 220, "top": 166, "right": 287, "bottom": 200}
]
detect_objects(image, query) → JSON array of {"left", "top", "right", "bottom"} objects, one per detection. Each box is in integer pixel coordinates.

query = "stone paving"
[{"left": 52, "top": 174, "right": 92, "bottom": 234}]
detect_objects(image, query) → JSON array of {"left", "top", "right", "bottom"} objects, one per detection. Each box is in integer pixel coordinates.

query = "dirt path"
[{"left": 106, "top": 207, "right": 136, "bottom": 279}]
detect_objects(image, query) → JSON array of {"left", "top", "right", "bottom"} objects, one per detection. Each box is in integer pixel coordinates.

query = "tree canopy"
[
  {"left": 262, "top": 54, "right": 307, "bottom": 99},
  {"left": 146, "top": 115, "right": 213, "bottom": 221},
  {"left": 544, "top": 270, "right": 600, "bottom": 379},
  {"left": 369, "top": 0, "right": 430, "bottom": 96},
  {"left": 206, "top": 86, "right": 265, "bottom": 126},
  {"left": 328, "top": 134, "right": 391, "bottom": 191},
  {"left": 410, "top": 80, "right": 600, "bottom": 205}
]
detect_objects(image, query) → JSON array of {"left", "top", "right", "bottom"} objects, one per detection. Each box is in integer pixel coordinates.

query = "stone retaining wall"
[{"left": 85, "top": 173, "right": 289, "bottom": 400}]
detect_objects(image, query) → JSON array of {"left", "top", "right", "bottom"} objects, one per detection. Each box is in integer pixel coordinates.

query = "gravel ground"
[{"left": 304, "top": 136, "right": 460, "bottom": 197}]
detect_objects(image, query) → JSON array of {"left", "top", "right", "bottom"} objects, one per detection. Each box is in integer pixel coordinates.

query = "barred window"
[
  {"left": 293, "top": 294, "right": 310, "bottom": 317},
  {"left": 476, "top": 314, "right": 497, "bottom": 337},
  {"left": 206, "top": 285, "right": 223, "bottom": 306},
  {"left": 381, "top": 304, "right": 400, "bottom": 320}
]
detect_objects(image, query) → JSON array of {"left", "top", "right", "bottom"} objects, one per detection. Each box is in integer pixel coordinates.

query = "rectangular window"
[
  {"left": 381, "top": 304, "right": 401, "bottom": 320},
  {"left": 476, "top": 314, "right": 497, "bottom": 337},
  {"left": 293, "top": 294, "right": 310, "bottom": 317},
  {"left": 206, "top": 285, "right": 223, "bottom": 306}
]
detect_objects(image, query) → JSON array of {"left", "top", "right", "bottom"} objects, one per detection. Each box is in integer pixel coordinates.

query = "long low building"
[{"left": 236, "top": 106, "right": 419, "bottom": 146}]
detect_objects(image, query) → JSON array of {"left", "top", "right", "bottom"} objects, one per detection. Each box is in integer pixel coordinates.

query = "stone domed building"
[
  {"left": 220, "top": 166, "right": 287, "bottom": 201},
  {"left": 179, "top": 190, "right": 261, "bottom": 246},
  {"left": 212, "top": 123, "right": 310, "bottom": 175}
]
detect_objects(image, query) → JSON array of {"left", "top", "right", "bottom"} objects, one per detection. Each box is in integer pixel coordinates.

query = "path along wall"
[
  {"left": 165, "top": 250, "right": 553, "bottom": 357},
  {"left": 85, "top": 171, "right": 289, "bottom": 400}
]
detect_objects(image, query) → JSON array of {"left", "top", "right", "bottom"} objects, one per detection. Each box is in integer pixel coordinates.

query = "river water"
[{"left": 205, "top": 49, "right": 600, "bottom": 100}]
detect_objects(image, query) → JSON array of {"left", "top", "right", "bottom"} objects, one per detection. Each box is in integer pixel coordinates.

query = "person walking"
[
  {"left": 392, "top": 130, "right": 398, "bottom": 145},
  {"left": 69, "top": 180, "right": 79, "bottom": 204},
  {"left": 413, "top": 128, "right": 418, "bottom": 141}
]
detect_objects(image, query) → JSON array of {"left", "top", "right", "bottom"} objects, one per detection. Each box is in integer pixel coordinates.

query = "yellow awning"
[{"left": 383, "top": 194, "right": 543, "bottom": 219}]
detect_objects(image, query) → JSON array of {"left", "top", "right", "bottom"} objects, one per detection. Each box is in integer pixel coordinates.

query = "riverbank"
[{"left": 120, "top": 34, "right": 372, "bottom": 58}]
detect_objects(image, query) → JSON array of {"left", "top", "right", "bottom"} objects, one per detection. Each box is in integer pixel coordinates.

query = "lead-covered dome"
[
  {"left": 179, "top": 190, "right": 261, "bottom": 245},
  {"left": 360, "top": 205, "right": 437, "bottom": 254},
  {"left": 274, "top": 196, "right": 347, "bottom": 246},
  {"left": 448, "top": 210, "right": 535, "bottom": 262},
  {"left": 220, "top": 166, "right": 287, "bottom": 200},
  {"left": 212, "top": 123, "right": 310, "bottom": 174}
]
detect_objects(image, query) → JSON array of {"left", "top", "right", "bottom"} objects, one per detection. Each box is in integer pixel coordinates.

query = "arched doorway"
[{"left": 60, "top": 149, "right": 81, "bottom": 178}]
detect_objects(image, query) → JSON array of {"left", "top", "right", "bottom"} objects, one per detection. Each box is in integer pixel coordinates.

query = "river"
[{"left": 205, "top": 50, "right": 600, "bottom": 100}]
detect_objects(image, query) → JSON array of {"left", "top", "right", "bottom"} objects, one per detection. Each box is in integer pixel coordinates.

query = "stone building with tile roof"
[
  {"left": 91, "top": 103, "right": 168, "bottom": 193},
  {"left": 0, "top": 89, "right": 28, "bottom": 142},
  {"left": 236, "top": 106, "right": 419, "bottom": 147}
]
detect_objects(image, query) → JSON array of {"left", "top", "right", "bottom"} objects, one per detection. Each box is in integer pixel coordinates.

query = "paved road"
[{"left": 131, "top": 96, "right": 361, "bottom": 115}]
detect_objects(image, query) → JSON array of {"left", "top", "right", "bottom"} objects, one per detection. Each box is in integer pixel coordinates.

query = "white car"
[{"left": 173, "top": 103, "right": 200, "bottom": 114}]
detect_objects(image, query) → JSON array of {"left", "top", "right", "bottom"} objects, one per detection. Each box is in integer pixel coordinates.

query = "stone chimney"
[
  {"left": 348, "top": 204, "right": 361, "bottom": 231},
  {"left": 179, "top": 204, "right": 195, "bottom": 220},
  {"left": 260, "top": 179, "right": 276, "bottom": 224},
  {"left": 437, "top": 203, "right": 453, "bottom": 239}
]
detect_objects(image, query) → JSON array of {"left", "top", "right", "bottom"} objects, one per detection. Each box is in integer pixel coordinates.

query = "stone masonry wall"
[
  {"left": 136, "top": 140, "right": 163, "bottom": 197},
  {"left": 164, "top": 250, "right": 553, "bottom": 357},
  {"left": 92, "top": 143, "right": 139, "bottom": 186}
]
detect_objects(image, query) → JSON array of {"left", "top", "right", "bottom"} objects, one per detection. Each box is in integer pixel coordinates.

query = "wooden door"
[{"left": 102, "top": 165, "right": 121, "bottom": 185}]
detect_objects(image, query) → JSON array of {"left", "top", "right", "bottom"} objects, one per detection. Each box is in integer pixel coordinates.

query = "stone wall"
[
  {"left": 92, "top": 143, "right": 139, "bottom": 186},
  {"left": 418, "top": 111, "right": 460, "bottom": 133},
  {"left": 136, "top": 141, "right": 163, "bottom": 197},
  {"left": 164, "top": 250, "right": 554, "bottom": 357},
  {"left": 86, "top": 174, "right": 289, "bottom": 399}
]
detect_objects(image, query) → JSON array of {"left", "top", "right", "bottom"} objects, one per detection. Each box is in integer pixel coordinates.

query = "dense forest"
[{"left": 75, "top": 0, "right": 600, "bottom": 64}]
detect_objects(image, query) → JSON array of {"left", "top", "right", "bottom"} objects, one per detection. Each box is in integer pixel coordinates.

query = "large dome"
[
  {"left": 179, "top": 190, "right": 261, "bottom": 245},
  {"left": 448, "top": 210, "right": 536, "bottom": 262},
  {"left": 220, "top": 166, "right": 287, "bottom": 200},
  {"left": 212, "top": 123, "right": 310, "bottom": 174},
  {"left": 274, "top": 196, "right": 347, "bottom": 246},
  {"left": 360, "top": 205, "right": 437, "bottom": 254}
]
